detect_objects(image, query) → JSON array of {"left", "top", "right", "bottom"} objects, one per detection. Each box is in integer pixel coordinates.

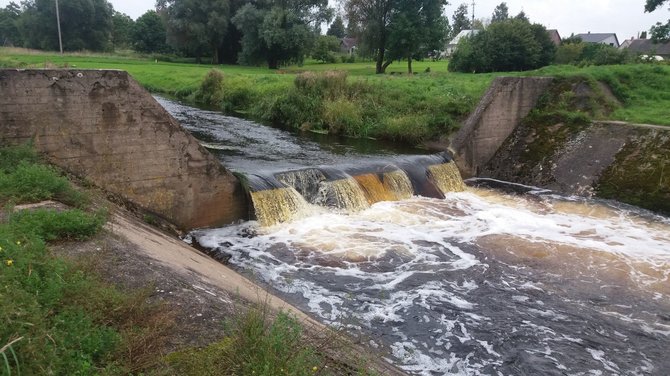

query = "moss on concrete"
[{"left": 596, "top": 131, "right": 670, "bottom": 215}]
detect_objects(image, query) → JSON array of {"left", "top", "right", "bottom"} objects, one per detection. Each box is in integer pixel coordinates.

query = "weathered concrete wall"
[
  {"left": 0, "top": 69, "right": 247, "bottom": 230},
  {"left": 450, "top": 77, "right": 554, "bottom": 177},
  {"left": 481, "top": 119, "right": 670, "bottom": 214}
]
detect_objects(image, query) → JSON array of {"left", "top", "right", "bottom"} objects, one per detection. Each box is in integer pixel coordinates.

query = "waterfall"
[{"left": 244, "top": 156, "right": 465, "bottom": 226}]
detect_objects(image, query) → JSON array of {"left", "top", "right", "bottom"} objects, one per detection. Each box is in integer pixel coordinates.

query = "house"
[
  {"left": 625, "top": 39, "right": 670, "bottom": 59},
  {"left": 575, "top": 32, "right": 620, "bottom": 48},
  {"left": 444, "top": 29, "right": 480, "bottom": 56},
  {"left": 547, "top": 29, "right": 561, "bottom": 46},
  {"left": 340, "top": 37, "right": 357, "bottom": 55},
  {"left": 619, "top": 36, "right": 636, "bottom": 49}
]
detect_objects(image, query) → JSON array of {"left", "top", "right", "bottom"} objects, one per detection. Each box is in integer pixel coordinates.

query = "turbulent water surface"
[{"left": 160, "top": 97, "right": 670, "bottom": 375}]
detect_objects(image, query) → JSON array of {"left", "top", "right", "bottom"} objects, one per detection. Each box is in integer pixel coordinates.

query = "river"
[{"left": 158, "top": 96, "right": 670, "bottom": 375}]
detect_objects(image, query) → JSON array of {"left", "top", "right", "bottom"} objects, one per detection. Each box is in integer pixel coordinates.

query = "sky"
[{"left": 2, "top": 0, "right": 669, "bottom": 43}]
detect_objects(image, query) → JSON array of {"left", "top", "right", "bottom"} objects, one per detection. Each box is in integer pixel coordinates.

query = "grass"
[
  {"left": 3, "top": 47, "right": 668, "bottom": 144},
  {"left": 165, "top": 302, "right": 378, "bottom": 376},
  {"left": 0, "top": 144, "right": 175, "bottom": 375}
]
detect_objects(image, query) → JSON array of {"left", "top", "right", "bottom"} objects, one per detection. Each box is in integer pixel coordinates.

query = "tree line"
[{"left": 1, "top": 1, "right": 665, "bottom": 73}]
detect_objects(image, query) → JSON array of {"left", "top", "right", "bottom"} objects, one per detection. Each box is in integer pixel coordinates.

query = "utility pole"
[
  {"left": 471, "top": 0, "right": 476, "bottom": 26},
  {"left": 55, "top": 0, "right": 63, "bottom": 54}
]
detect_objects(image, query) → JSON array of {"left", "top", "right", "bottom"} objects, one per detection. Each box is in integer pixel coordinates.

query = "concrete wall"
[
  {"left": 0, "top": 69, "right": 247, "bottom": 230},
  {"left": 450, "top": 77, "right": 553, "bottom": 177}
]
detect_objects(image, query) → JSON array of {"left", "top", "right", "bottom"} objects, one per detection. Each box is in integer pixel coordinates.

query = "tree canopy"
[
  {"left": 491, "top": 2, "right": 509, "bottom": 23},
  {"left": 111, "top": 11, "right": 134, "bottom": 50},
  {"left": 451, "top": 3, "right": 471, "bottom": 37},
  {"left": 449, "top": 18, "right": 555, "bottom": 73},
  {"left": 132, "top": 10, "right": 169, "bottom": 53},
  {"left": 645, "top": 0, "right": 670, "bottom": 42},
  {"left": 17, "top": 0, "right": 114, "bottom": 51},
  {"left": 0, "top": 2, "right": 21, "bottom": 46},
  {"left": 345, "top": 0, "right": 447, "bottom": 73},
  {"left": 327, "top": 14, "right": 346, "bottom": 38},
  {"left": 232, "top": 0, "right": 331, "bottom": 69}
]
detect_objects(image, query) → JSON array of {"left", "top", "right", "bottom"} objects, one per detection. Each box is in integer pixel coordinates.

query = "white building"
[
  {"left": 444, "top": 29, "right": 480, "bottom": 56},
  {"left": 574, "top": 32, "right": 620, "bottom": 48}
]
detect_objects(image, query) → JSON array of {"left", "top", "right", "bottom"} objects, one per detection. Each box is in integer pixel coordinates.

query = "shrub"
[
  {"left": 449, "top": 19, "right": 555, "bottom": 73},
  {"left": 323, "top": 99, "right": 365, "bottom": 136},
  {"left": 294, "top": 70, "right": 348, "bottom": 98},
  {"left": 194, "top": 69, "right": 225, "bottom": 105}
]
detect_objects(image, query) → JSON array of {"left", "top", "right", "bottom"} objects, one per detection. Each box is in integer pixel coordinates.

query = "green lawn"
[{"left": 2, "top": 47, "right": 668, "bottom": 141}]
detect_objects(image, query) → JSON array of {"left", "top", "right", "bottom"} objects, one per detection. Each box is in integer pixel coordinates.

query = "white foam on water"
[{"left": 192, "top": 187, "right": 670, "bottom": 375}]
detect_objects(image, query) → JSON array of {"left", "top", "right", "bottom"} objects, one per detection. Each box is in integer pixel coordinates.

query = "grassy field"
[{"left": 2, "top": 48, "right": 668, "bottom": 144}]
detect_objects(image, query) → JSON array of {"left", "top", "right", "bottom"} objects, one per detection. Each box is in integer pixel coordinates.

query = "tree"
[
  {"left": 514, "top": 10, "right": 529, "bottom": 22},
  {"left": 385, "top": 0, "right": 448, "bottom": 73},
  {"left": 312, "top": 35, "right": 340, "bottom": 62},
  {"left": 327, "top": 14, "right": 346, "bottom": 38},
  {"left": 111, "top": 11, "right": 134, "bottom": 50},
  {"left": 232, "top": 0, "right": 331, "bottom": 69},
  {"left": 451, "top": 3, "right": 471, "bottom": 38},
  {"left": 449, "top": 18, "right": 555, "bottom": 73},
  {"left": 0, "top": 2, "right": 22, "bottom": 46},
  {"left": 646, "top": 0, "right": 670, "bottom": 42},
  {"left": 132, "top": 10, "right": 169, "bottom": 53},
  {"left": 491, "top": 2, "right": 509, "bottom": 23},
  {"left": 17, "top": 0, "right": 114, "bottom": 51},
  {"left": 345, "top": 0, "right": 394, "bottom": 73},
  {"left": 158, "top": 0, "right": 230, "bottom": 63}
]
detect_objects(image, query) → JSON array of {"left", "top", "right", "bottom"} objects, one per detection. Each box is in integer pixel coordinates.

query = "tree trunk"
[
  {"left": 375, "top": 47, "right": 385, "bottom": 74},
  {"left": 212, "top": 46, "right": 219, "bottom": 65},
  {"left": 407, "top": 56, "right": 413, "bottom": 74}
]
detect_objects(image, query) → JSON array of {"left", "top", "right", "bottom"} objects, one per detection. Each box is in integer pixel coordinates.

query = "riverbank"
[
  {"left": 2, "top": 48, "right": 668, "bottom": 146},
  {"left": 0, "top": 145, "right": 404, "bottom": 375}
]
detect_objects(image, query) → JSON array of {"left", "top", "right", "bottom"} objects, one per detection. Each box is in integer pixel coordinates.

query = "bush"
[
  {"left": 323, "top": 99, "right": 365, "bottom": 136},
  {"left": 449, "top": 19, "right": 555, "bottom": 73},
  {"left": 194, "top": 69, "right": 225, "bottom": 105}
]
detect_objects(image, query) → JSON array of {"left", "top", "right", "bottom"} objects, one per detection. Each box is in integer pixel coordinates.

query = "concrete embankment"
[
  {"left": 451, "top": 76, "right": 670, "bottom": 214},
  {"left": 0, "top": 69, "right": 247, "bottom": 230}
]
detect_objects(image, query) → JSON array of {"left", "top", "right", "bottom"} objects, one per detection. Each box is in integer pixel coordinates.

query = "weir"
[{"left": 243, "top": 154, "right": 465, "bottom": 226}]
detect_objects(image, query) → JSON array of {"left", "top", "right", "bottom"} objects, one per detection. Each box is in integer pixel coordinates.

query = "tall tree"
[
  {"left": 491, "top": 2, "right": 509, "bottom": 23},
  {"left": 132, "top": 10, "right": 168, "bottom": 53},
  {"left": 232, "top": 0, "right": 331, "bottom": 69},
  {"left": 449, "top": 18, "right": 555, "bottom": 73},
  {"left": 0, "top": 2, "right": 22, "bottom": 46},
  {"left": 645, "top": 0, "right": 670, "bottom": 42},
  {"left": 111, "top": 11, "right": 134, "bottom": 50},
  {"left": 514, "top": 10, "right": 529, "bottom": 22},
  {"left": 17, "top": 0, "right": 114, "bottom": 51},
  {"left": 158, "top": 0, "right": 229, "bottom": 63},
  {"left": 451, "top": 3, "right": 471, "bottom": 38},
  {"left": 386, "top": 0, "right": 448, "bottom": 73},
  {"left": 327, "top": 14, "right": 346, "bottom": 38},
  {"left": 346, "top": 0, "right": 394, "bottom": 73}
]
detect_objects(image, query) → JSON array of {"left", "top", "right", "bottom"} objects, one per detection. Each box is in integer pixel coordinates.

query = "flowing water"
[{"left": 159, "top": 97, "right": 670, "bottom": 375}]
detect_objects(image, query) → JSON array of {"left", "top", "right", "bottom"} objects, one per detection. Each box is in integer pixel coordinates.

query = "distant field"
[{"left": 2, "top": 48, "right": 668, "bottom": 141}]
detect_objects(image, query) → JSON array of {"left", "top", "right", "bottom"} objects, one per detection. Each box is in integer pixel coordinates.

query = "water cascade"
[
  {"left": 160, "top": 97, "right": 670, "bottom": 375},
  {"left": 243, "top": 155, "right": 464, "bottom": 226}
]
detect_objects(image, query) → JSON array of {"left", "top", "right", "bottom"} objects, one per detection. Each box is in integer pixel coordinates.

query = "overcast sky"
[{"left": 2, "top": 0, "right": 669, "bottom": 42}]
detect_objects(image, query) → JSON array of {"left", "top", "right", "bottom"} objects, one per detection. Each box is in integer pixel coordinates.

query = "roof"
[
  {"left": 448, "top": 30, "right": 480, "bottom": 46},
  {"left": 626, "top": 39, "right": 670, "bottom": 56},
  {"left": 547, "top": 29, "right": 561, "bottom": 46},
  {"left": 575, "top": 33, "right": 619, "bottom": 45},
  {"left": 340, "top": 37, "right": 357, "bottom": 50}
]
